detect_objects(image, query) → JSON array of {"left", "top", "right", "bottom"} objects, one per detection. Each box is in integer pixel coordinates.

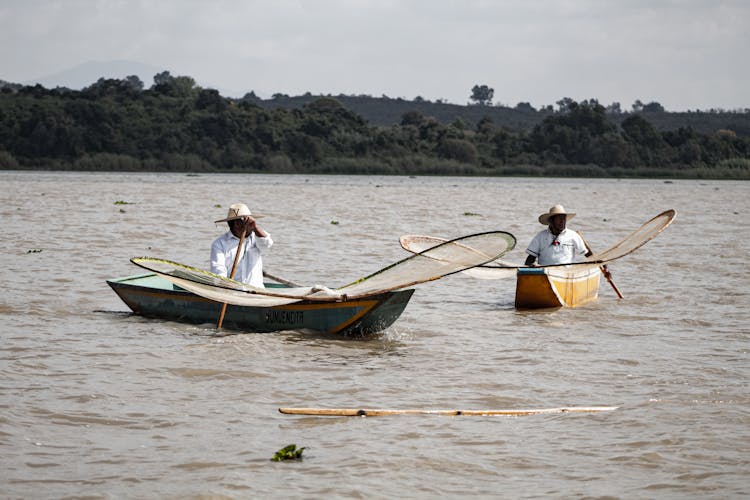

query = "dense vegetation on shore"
[
  {"left": 256, "top": 92, "right": 750, "bottom": 136},
  {"left": 1, "top": 73, "right": 748, "bottom": 179}
]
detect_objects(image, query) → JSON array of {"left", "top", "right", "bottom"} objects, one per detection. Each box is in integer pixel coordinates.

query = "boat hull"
[
  {"left": 107, "top": 273, "right": 414, "bottom": 335},
  {"left": 515, "top": 266, "right": 601, "bottom": 309}
]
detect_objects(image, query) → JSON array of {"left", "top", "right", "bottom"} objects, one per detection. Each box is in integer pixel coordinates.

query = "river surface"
[{"left": 0, "top": 171, "right": 748, "bottom": 499}]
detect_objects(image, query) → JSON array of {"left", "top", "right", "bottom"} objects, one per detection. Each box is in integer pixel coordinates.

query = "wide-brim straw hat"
[
  {"left": 214, "top": 203, "right": 265, "bottom": 223},
  {"left": 538, "top": 204, "right": 575, "bottom": 225}
]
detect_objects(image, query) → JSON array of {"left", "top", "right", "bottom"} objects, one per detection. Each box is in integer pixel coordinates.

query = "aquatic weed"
[{"left": 271, "top": 444, "right": 306, "bottom": 462}]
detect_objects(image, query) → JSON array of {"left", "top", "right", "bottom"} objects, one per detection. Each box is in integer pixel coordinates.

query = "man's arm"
[
  {"left": 524, "top": 231, "right": 542, "bottom": 266},
  {"left": 243, "top": 217, "right": 273, "bottom": 252},
  {"left": 574, "top": 231, "right": 593, "bottom": 258},
  {"left": 244, "top": 217, "right": 268, "bottom": 238}
]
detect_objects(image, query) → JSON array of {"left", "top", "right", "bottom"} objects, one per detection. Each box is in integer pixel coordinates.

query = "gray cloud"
[{"left": 1, "top": 0, "right": 747, "bottom": 110}]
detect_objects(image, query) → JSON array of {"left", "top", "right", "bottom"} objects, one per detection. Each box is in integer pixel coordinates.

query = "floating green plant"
[
  {"left": 463, "top": 212, "right": 480, "bottom": 216},
  {"left": 114, "top": 200, "right": 133, "bottom": 205},
  {"left": 330, "top": 220, "right": 339, "bottom": 225},
  {"left": 271, "top": 444, "right": 306, "bottom": 462}
]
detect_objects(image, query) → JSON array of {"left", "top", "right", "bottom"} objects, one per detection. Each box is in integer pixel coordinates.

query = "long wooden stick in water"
[
  {"left": 217, "top": 228, "right": 246, "bottom": 328},
  {"left": 580, "top": 232, "right": 624, "bottom": 299},
  {"left": 279, "top": 406, "right": 618, "bottom": 416}
]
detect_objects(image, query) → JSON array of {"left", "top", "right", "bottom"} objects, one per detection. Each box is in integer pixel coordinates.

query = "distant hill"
[
  {"left": 22, "top": 60, "right": 167, "bottom": 90},
  {"left": 249, "top": 94, "right": 750, "bottom": 136},
  {"left": 247, "top": 93, "right": 549, "bottom": 130},
  {"left": 19, "top": 60, "right": 248, "bottom": 97}
]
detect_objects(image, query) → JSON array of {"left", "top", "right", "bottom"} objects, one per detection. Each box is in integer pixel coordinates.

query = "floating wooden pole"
[{"left": 279, "top": 406, "right": 619, "bottom": 417}]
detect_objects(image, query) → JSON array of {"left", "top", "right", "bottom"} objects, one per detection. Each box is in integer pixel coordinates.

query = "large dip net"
[
  {"left": 131, "top": 230, "right": 516, "bottom": 306},
  {"left": 588, "top": 209, "right": 676, "bottom": 262},
  {"left": 399, "top": 209, "right": 676, "bottom": 278}
]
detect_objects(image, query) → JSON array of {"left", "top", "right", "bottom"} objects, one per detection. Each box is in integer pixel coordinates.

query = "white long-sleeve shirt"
[{"left": 210, "top": 231, "right": 273, "bottom": 287}]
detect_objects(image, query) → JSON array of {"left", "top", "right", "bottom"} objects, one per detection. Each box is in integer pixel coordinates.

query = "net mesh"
[
  {"left": 338, "top": 231, "right": 515, "bottom": 296},
  {"left": 132, "top": 258, "right": 279, "bottom": 293},
  {"left": 152, "top": 271, "right": 307, "bottom": 307},
  {"left": 589, "top": 209, "right": 676, "bottom": 262},
  {"left": 399, "top": 234, "right": 517, "bottom": 279},
  {"left": 399, "top": 235, "right": 518, "bottom": 266}
]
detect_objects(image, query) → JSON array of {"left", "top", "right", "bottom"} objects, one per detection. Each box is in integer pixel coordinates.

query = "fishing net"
[
  {"left": 399, "top": 234, "right": 518, "bottom": 280},
  {"left": 400, "top": 209, "right": 676, "bottom": 278},
  {"left": 337, "top": 231, "right": 516, "bottom": 296},
  {"left": 151, "top": 272, "right": 306, "bottom": 307},
  {"left": 130, "top": 257, "right": 320, "bottom": 306},
  {"left": 588, "top": 209, "right": 676, "bottom": 262},
  {"left": 131, "top": 230, "right": 516, "bottom": 305}
]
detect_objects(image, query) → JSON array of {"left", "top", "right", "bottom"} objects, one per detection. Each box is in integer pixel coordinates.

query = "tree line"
[{"left": 0, "top": 73, "right": 748, "bottom": 179}]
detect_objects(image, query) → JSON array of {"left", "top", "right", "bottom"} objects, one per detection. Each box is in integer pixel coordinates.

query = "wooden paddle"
[
  {"left": 217, "top": 227, "right": 246, "bottom": 328},
  {"left": 580, "top": 232, "right": 623, "bottom": 299}
]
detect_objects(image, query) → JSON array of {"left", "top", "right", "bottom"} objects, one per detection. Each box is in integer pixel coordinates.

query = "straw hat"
[
  {"left": 538, "top": 204, "right": 575, "bottom": 225},
  {"left": 214, "top": 203, "right": 265, "bottom": 223}
]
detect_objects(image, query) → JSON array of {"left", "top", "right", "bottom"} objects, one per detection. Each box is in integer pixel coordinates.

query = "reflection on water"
[{"left": 1, "top": 172, "right": 748, "bottom": 498}]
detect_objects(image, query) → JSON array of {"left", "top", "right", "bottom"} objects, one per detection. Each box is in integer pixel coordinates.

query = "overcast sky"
[{"left": 1, "top": 0, "right": 747, "bottom": 111}]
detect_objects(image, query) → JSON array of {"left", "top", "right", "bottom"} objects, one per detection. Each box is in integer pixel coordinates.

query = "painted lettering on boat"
[{"left": 265, "top": 310, "right": 304, "bottom": 325}]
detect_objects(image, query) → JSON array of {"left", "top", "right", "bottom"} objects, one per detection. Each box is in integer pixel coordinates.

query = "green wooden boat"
[{"left": 107, "top": 273, "right": 414, "bottom": 335}]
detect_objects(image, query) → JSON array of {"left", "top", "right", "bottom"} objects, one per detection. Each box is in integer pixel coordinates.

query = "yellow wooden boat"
[{"left": 515, "top": 265, "right": 601, "bottom": 309}]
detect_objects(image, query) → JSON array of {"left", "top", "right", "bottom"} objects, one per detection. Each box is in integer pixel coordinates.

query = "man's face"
[
  {"left": 549, "top": 214, "right": 567, "bottom": 233},
  {"left": 229, "top": 218, "right": 246, "bottom": 237},
  {"left": 228, "top": 216, "right": 256, "bottom": 237}
]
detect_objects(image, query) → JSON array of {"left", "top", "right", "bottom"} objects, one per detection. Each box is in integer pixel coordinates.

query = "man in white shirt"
[
  {"left": 524, "top": 205, "right": 592, "bottom": 266},
  {"left": 210, "top": 203, "right": 273, "bottom": 287}
]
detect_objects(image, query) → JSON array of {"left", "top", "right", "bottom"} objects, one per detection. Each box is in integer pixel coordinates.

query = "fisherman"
[
  {"left": 524, "top": 204, "right": 592, "bottom": 266},
  {"left": 210, "top": 203, "right": 273, "bottom": 287}
]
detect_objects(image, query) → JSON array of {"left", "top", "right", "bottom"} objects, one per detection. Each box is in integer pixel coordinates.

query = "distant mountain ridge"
[
  {"left": 251, "top": 93, "right": 546, "bottom": 129},
  {"left": 251, "top": 94, "right": 750, "bottom": 135},
  {"left": 22, "top": 60, "right": 167, "bottom": 89}
]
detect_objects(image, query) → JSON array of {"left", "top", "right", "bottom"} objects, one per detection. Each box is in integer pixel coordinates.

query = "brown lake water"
[{"left": 1, "top": 171, "right": 748, "bottom": 498}]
